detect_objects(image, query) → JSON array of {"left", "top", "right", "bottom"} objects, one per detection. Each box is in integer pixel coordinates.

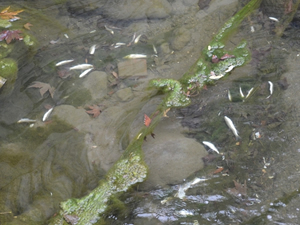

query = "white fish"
[
  {"left": 104, "top": 25, "right": 114, "bottom": 35},
  {"left": 266, "top": 81, "right": 273, "bottom": 99},
  {"left": 152, "top": 44, "right": 157, "bottom": 54},
  {"left": 69, "top": 64, "right": 93, "bottom": 70},
  {"left": 224, "top": 116, "right": 240, "bottom": 139},
  {"left": 134, "top": 34, "right": 142, "bottom": 44},
  {"left": 228, "top": 89, "right": 232, "bottom": 101},
  {"left": 123, "top": 54, "right": 147, "bottom": 59},
  {"left": 55, "top": 59, "right": 74, "bottom": 66},
  {"left": 269, "top": 17, "right": 279, "bottom": 22},
  {"left": 17, "top": 118, "right": 37, "bottom": 123},
  {"left": 79, "top": 68, "right": 93, "bottom": 78},
  {"left": 89, "top": 44, "right": 97, "bottom": 55},
  {"left": 202, "top": 141, "right": 220, "bottom": 154},
  {"left": 225, "top": 65, "right": 234, "bottom": 73},
  {"left": 64, "top": 33, "right": 69, "bottom": 39},
  {"left": 209, "top": 72, "right": 224, "bottom": 80},
  {"left": 239, "top": 86, "right": 244, "bottom": 98},
  {"left": 245, "top": 87, "right": 254, "bottom": 99},
  {"left": 43, "top": 107, "right": 54, "bottom": 122}
]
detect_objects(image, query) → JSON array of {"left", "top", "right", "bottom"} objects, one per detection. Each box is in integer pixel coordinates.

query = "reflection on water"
[{"left": 0, "top": 0, "right": 300, "bottom": 224}]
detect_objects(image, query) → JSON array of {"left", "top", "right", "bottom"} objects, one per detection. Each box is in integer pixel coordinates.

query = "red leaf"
[
  {"left": 0, "top": 30, "right": 23, "bottom": 44},
  {"left": 144, "top": 114, "right": 151, "bottom": 127}
]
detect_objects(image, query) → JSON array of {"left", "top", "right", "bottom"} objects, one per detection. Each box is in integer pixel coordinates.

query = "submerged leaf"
[
  {"left": 85, "top": 105, "right": 102, "bottom": 118},
  {"left": 0, "top": 30, "right": 22, "bottom": 44},
  {"left": 0, "top": 6, "right": 24, "bottom": 20},
  {"left": 28, "top": 81, "right": 55, "bottom": 98}
]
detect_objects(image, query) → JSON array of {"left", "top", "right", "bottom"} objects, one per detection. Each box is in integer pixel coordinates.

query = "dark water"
[{"left": 0, "top": 0, "right": 300, "bottom": 224}]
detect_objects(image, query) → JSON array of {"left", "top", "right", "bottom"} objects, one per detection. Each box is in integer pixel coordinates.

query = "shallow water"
[{"left": 0, "top": 0, "right": 300, "bottom": 224}]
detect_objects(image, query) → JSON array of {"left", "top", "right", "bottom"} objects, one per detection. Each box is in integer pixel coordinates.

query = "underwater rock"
[
  {"left": 140, "top": 118, "right": 207, "bottom": 190},
  {"left": 82, "top": 71, "right": 107, "bottom": 101},
  {"left": 115, "top": 87, "right": 134, "bottom": 102},
  {"left": 101, "top": 0, "right": 172, "bottom": 20},
  {"left": 171, "top": 27, "right": 191, "bottom": 51},
  {"left": 52, "top": 105, "right": 91, "bottom": 128}
]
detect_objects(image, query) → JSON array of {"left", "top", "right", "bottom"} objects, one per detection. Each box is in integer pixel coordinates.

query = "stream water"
[{"left": 0, "top": 0, "right": 300, "bottom": 224}]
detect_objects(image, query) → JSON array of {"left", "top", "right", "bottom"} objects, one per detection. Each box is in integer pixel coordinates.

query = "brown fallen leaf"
[
  {"left": 28, "top": 81, "right": 55, "bottom": 98},
  {"left": 0, "top": 6, "right": 23, "bottom": 20},
  {"left": 85, "top": 105, "right": 102, "bottom": 118},
  {"left": 227, "top": 180, "right": 247, "bottom": 197},
  {"left": 23, "top": 22, "right": 33, "bottom": 30}
]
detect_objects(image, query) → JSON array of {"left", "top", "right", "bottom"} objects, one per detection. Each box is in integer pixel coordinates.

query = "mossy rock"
[
  {"left": 0, "top": 42, "right": 14, "bottom": 59},
  {"left": 0, "top": 58, "right": 18, "bottom": 81}
]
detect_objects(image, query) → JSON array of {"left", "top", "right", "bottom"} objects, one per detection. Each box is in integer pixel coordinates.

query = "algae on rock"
[{"left": 48, "top": 0, "right": 263, "bottom": 224}]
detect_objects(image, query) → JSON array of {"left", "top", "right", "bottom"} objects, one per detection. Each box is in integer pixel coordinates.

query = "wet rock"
[
  {"left": 128, "top": 97, "right": 207, "bottom": 190},
  {"left": 160, "top": 42, "right": 171, "bottom": 54},
  {"left": 183, "top": 0, "right": 199, "bottom": 7},
  {"left": 118, "top": 59, "right": 147, "bottom": 78},
  {"left": 101, "top": 0, "right": 172, "bottom": 20},
  {"left": 170, "top": 27, "right": 191, "bottom": 51},
  {"left": 115, "top": 87, "right": 134, "bottom": 102},
  {"left": 82, "top": 71, "right": 107, "bottom": 101},
  {"left": 140, "top": 119, "right": 207, "bottom": 190},
  {"left": 52, "top": 104, "right": 90, "bottom": 128},
  {"left": 198, "top": 0, "right": 211, "bottom": 9}
]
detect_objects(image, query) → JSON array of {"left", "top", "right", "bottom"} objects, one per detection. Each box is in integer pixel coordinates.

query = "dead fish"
[
  {"left": 228, "top": 89, "right": 232, "bottom": 101},
  {"left": 104, "top": 25, "right": 114, "bottom": 35},
  {"left": 69, "top": 64, "right": 93, "bottom": 70},
  {"left": 225, "top": 65, "right": 234, "bottom": 73},
  {"left": 17, "top": 118, "right": 37, "bottom": 123},
  {"left": 266, "top": 81, "right": 273, "bottom": 99},
  {"left": 202, "top": 141, "right": 220, "bottom": 154},
  {"left": 224, "top": 116, "right": 240, "bottom": 139},
  {"left": 209, "top": 71, "right": 224, "bottom": 80},
  {"left": 115, "top": 42, "right": 126, "bottom": 48},
  {"left": 89, "top": 44, "right": 97, "bottom": 55},
  {"left": 127, "top": 32, "right": 136, "bottom": 46},
  {"left": 245, "top": 87, "right": 254, "bottom": 99},
  {"left": 79, "top": 68, "right": 93, "bottom": 78},
  {"left": 239, "top": 86, "right": 245, "bottom": 98},
  {"left": 123, "top": 54, "right": 147, "bottom": 59},
  {"left": 43, "top": 107, "right": 54, "bottom": 122},
  {"left": 269, "top": 17, "right": 279, "bottom": 22},
  {"left": 152, "top": 44, "right": 158, "bottom": 54},
  {"left": 134, "top": 34, "right": 142, "bottom": 44},
  {"left": 55, "top": 59, "right": 74, "bottom": 66}
]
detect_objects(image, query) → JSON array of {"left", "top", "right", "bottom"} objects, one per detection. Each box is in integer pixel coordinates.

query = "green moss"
[
  {"left": 0, "top": 19, "right": 11, "bottom": 28},
  {"left": 0, "top": 58, "right": 18, "bottom": 80},
  {"left": 0, "top": 42, "right": 14, "bottom": 59}
]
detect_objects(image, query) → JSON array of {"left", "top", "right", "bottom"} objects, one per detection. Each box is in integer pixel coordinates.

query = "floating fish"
[
  {"left": 55, "top": 59, "right": 74, "bottom": 66},
  {"left": 17, "top": 118, "right": 37, "bottom": 123},
  {"left": 79, "top": 68, "right": 93, "bottom": 78},
  {"left": 266, "top": 81, "right": 273, "bottom": 99},
  {"left": 202, "top": 141, "right": 220, "bottom": 154},
  {"left": 224, "top": 116, "right": 240, "bottom": 139},
  {"left": 69, "top": 64, "right": 93, "bottom": 70},
  {"left": 43, "top": 107, "right": 54, "bottom": 122},
  {"left": 123, "top": 54, "right": 147, "bottom": 59},
  {"left": 89, "top": 44, "right": 97, "bottom": 55}
]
